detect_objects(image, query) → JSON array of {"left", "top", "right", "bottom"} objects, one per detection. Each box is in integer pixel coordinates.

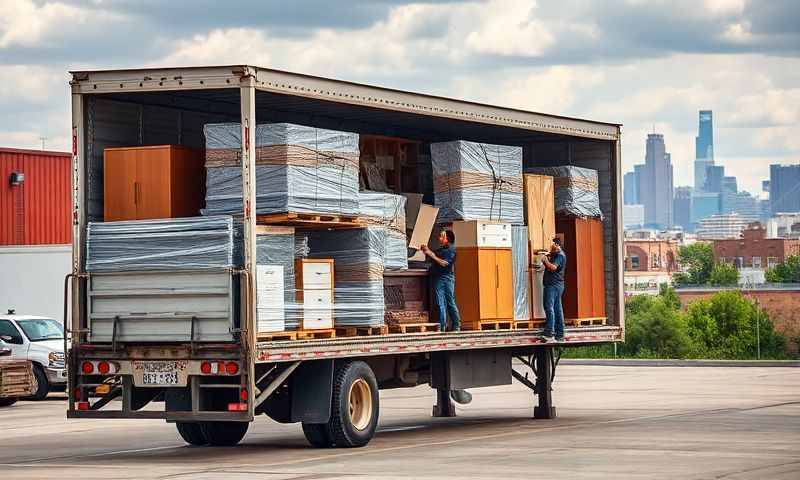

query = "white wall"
[{"left": 0, "top": 245, "right": 71, "bottom": 322}]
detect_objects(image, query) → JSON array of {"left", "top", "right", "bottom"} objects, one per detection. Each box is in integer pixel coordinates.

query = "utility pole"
[{"left": 755, "top": 296, "right": 761, "bottom": 360}]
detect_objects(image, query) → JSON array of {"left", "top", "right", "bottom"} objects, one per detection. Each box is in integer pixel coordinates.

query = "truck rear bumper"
[{"left": 67, "top": 409, "right": 252, "bottom": 422}]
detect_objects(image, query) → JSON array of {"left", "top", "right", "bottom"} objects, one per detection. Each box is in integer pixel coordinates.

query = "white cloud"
[
  {"left": 0, "top": 0, "right": 124, "bottom": 48},
  {"left": 0, "top": 65, "right": 69, "bottom": 105},
  {"left": 463, "top": 0, "right": 554, "bottom": 56}
]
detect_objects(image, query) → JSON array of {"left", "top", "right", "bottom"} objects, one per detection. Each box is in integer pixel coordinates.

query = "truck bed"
[{"left": 255, "top": 326, "right": 621, "bottom": 363}]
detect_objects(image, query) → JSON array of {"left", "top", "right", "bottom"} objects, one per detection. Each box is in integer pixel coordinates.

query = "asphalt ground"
[{"left": 1, "top": 364, "right": 798, "bottom": 479}]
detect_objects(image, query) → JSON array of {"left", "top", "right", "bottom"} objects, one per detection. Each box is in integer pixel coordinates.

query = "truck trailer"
[{"left": 65, "top": 65, "right": 624, "bottom": 447}]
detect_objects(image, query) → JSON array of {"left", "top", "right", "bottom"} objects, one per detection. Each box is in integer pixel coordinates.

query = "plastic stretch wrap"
[
  {"left": 304, "top": 227, "right": 387, "bottom": 327},
  {"left": 525, "top": 166, "right": 601, "bottom": 218},
  {"left": 358, "top": 191, "right": 408, "bottom": 270},
  {"left": 511, "top": 225, "right": 531, "bottom": 321},
  {"left": 203, "top": 123, "right": 360, "bottom": 216},
  {"left": 86, "top": 216, "right": 237, "bottom": 272},
  {"left": 256, "top": 231, "right": 298, "bottom": 331},
  {"left": 431, "top": 141, "right": 523, "bottom": 224}
]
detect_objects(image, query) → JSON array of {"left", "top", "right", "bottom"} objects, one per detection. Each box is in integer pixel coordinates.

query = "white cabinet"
[{"left": 295, "top": 259, "right": 334, "bottom": 330}]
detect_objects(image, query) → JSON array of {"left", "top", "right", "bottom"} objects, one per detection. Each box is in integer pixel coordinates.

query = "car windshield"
[{"left": 16, "top": 319, "right": 63, "bottom": 342}]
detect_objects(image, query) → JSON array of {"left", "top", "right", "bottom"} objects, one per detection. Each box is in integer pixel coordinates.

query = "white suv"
[{"left": 0, "top": 312, "right": 66, "bottom": 400}]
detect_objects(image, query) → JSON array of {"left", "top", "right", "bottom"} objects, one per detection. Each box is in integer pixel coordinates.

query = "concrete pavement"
[{"left": 1, "top": 365, "right": 798, "bottom": 479}]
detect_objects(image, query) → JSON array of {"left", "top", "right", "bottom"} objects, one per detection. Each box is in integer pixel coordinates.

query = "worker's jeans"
[
  {"left": 433, "top": 275, "right": 461, "bottom": 332},
  {"left": 543, "top": 283, "right": 565, "bottom": 339}
]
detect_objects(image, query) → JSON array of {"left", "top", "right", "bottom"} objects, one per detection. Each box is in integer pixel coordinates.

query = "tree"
[
  {"left": 709, "top": 262, "right": 739, "bottom": 286},
  {"left": 685, "top": 291, "right": 786, "bottom": 359},
  {"left": 766, "top": 255, "right": 800, "bottom": 283},
  {"left": 674, "top": 243, "right": 714, "bottom": 285}
]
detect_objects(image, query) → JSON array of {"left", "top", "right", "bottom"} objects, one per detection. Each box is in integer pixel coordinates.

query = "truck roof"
[{"left": 69, "top": 64, "right": 621, "bottom": 142}]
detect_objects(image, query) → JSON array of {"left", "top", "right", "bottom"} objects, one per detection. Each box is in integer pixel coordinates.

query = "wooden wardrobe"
[{"left": 556, "top": 216, "right": 606, "bottom": 320}]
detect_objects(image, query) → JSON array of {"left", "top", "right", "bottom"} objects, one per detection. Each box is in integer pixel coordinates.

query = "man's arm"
[
  {"left": 421, "top": 245, "right": 450, "bottom": 268},
  {"left": 541, "top": 254, "right": 560, "bottom": 272}
]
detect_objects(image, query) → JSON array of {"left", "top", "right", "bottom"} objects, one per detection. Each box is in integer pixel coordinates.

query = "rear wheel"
[
  {"left": 200, "top": 421, "right": 249, "bottom": 446},
  {"left": 327, "top": 361, "right": 379, "bottom": 448},
  {"left": 176, "top": 422, "right": 207, "bottom": 446},
  {"left": 0, "top": 398, "right": 18, "bottom": 407},
  {"left": 302, "top": 422, "right": 334, "bottom": 448}
]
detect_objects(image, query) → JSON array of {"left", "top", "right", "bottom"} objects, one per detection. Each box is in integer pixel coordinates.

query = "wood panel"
[
  {"left": 103, "top": 148, "right": 137, "bottom": 221},
  {"left": 169, "top": 146, "right": 206, "bottom": 218},
  {"left": 557, "top": 216, "right": 606, "bottom": 319},
  {"left": 523, "top": 174, "right": 556, "bottom": 255},
  {"left": 495, "top": 249, "right": 515, "bottom": 320},
  {"left": 477, "top": 249, "right": 498, "bottom": 319},
  {"left": 454, "top": 247, "right": 482, "bottom": 324},
  {"left": 135, "top": 147, "right": 171, "bottom": 219}
]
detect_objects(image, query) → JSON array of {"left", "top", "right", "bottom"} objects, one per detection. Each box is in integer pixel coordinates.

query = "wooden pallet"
[
  {"left": 388, "top": 322, "right": 441, "bottom": 334},
  {"left": 514, "top": 320, "right": 545, "bottom": 330},
  {"left": 0, "top": 361, "right": 36, "bottom": 398},
  {"left": 463, "top": 320, "right": 515, "bottom": 331},
  {"left": 335, "top": 325, "right": 389, "bottom": 337},
  {"left": 569, "top": 317, "right": 607, "bottom": 327},
  {"left": 296, "top": 328, "right": 337, "bottom": 340},
  {"left": 257, "top": 212, "right": 363, "bottom": 229},
  {"left": 256, "top": 331, "right": 298, "bottom": 342}
]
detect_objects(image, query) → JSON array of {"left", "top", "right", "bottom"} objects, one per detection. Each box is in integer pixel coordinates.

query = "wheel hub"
[{"left": 348, "top": 378, "right": 372, "bottom": 431}]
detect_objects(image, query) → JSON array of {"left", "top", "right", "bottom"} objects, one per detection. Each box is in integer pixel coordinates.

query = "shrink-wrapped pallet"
[
  {"left": 511, "top": 225, "right": 531, "bottom": 321},
  {"left": 86, "top": 216, "right": 238, "bottom": 272},
  {"left": 431, "top": 141, "right": 523, "bottom": 224},
  {"left": 255, "top": 227, "right": 297, "bottom": 331},
  {"left": 358, "top": 191, "right": 408, "bottom": 270},
  {"left": 203, "top": 123, "right": 360, "bottom": 217},
  {"left": 303, "top": 227, "right": 388, "bottom": 327},
  {"left": 525, "top": 166, "right": 601, "bottom": 218}
]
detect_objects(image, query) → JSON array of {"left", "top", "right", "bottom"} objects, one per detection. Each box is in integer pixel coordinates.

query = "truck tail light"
[
  {"left": 97, "top": 361, "right": 110, "bottom": 374},
  {"left": 240, "top": 388, "right": 248, "bottom": 401},
  {"left": 227, "top": 403, "right": 248, "bottom": 412},
  {"left": 73, "top": 388, "right": 82, "bottom": 401},
  {"left": 77, "top": 401, "right": 90, "bottom": 411},
  {"left": 80, "top": 361, "right": 119, "bottom": 375},
  {"left": 199, "top": 361, "right": 240, "bottom": 375},
  {"left": 81, "top": 361, "right": 94, "bottom": 374}
]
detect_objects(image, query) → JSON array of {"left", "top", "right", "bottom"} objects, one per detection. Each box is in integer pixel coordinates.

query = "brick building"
[
  {"left": 713, "top": 223, "right": 800, "bottom": 269},
  {"left": 624, "top": 238, "right": 680, "bottom": 293}
]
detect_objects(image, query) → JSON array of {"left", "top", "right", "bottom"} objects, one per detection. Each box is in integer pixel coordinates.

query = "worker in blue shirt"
[
  {"left": 539, "top": 238, "right": 566, "bottom": 342},
  {"left": 421, "top": 229, "right": 461, "bottom": 332}
]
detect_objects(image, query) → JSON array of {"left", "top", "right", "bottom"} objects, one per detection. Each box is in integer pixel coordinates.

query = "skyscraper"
[
  {"left": 704, "top": 165, "right": 724, "bottom": 193},
  {"left": 770, "top": 163, "right": 800, "bottom": 214},
  {"left": 641, "top": 133, "right": 674, "bottom": 228},
  {"left": 694, "top": 110, "right": 714, "bottom": 191},
  {"left": 674, "top": 186, "right": 693, "bottom": 231},
  {"left": 624, "top": 171, "right": 639, "bottom": 205}
]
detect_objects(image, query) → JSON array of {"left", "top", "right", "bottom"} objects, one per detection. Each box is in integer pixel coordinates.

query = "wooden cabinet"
[
  {"left": 295, "top": 258, "right": 334, "bottom": 330},
  {"left": 556, "top": 216, "right": 606, "bottom": 320},
  {"left": 454, "top": 247, "right": 514, "bottom": 329},
  {"left": 523, "top": 174, "right": 556, "bottom": 256},
  {"left": 103, "top": 145, "right": 205, "bottom": 221}
]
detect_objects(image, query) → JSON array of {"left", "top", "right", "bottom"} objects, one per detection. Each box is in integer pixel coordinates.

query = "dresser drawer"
[
  {"left": 302, "top": 288, "right": 333, "bottom": 307},
  {"left": 302, "top": 309, "right": 333, "bottom": 329},
  {"left": 302, "top": 262, "right": 333, "bottom": 288}
]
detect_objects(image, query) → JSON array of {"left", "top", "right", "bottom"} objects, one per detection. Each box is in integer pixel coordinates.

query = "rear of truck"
[{"left": 66, "top": 66, "right": 624, "bottom": 447}]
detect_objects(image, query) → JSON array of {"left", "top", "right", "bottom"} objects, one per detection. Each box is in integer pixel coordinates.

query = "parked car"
[
  {"left": 0, "top": 339, "right": 37, "bottom": 406},
  {"left": 0, "top": 312, "right": 66, "bottom": 400}
]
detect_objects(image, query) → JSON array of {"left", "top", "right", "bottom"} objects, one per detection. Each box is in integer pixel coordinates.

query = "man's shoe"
[
  {"left": 555, "top": 336, "right": 565, "bottom": 342},
  {"left": 541, "top": 335, "right": 556, "bottom": 343}
]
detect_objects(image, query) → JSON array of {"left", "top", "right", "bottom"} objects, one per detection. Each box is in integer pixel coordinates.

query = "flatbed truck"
[{"left": 66, "top": 65, "right": 624, "bottom": 447}]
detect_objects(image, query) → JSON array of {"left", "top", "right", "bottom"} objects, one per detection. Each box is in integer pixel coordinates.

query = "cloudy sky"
[{"left": 1, "top": 0, "right": 798, "bottom": 194}]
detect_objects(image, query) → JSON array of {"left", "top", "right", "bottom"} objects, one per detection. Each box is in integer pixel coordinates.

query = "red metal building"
[{"left": 0, "top": 147, "right": 72, "bottom": 245}]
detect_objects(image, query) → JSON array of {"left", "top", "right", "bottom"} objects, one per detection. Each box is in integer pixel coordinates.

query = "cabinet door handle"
[
  {"left": 134, "top": 182, "right": 139, "bottom": 205},
  {"left": 496, "top": 264, "right": 499, "bottom": 289}
]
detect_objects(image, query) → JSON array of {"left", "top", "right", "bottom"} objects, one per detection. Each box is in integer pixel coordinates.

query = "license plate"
[{"left": 133, "top": 361, "right": 188, "bottom": 387}]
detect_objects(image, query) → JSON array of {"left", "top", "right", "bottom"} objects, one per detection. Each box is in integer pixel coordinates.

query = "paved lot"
[{"left": 1, "top": 365, "right": 799, "bottom": 479}]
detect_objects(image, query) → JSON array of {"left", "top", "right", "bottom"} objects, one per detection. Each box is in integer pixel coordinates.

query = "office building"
[
  {"left": 641, "top": 134, "right": 673, "bottom": 228},
  {"left": 623, "top": 204, "right": 645, "bottom": 229},
  {"left": 766, "top": 213, "right": 800, "bottom": 239},
  {"left": 694, "top": 110, "right": 714, "bottom": 191},
  {"left": 704, "top": 165, "right": 724, "bottom": 193},
  {"left": 673, "top": 186, "right": 693, "bottom": 232},
  {"left": 695, "top": 213, "right": 752, "bottom": 240},
  {"left": 770, "top": 163, "right": 800, "bottom": 214},
  {"left": 722, "top": 191, "right": 760, "bottom": 220},
  {"left": 714, "top": 223, "right": 800, "bottom": 269},
  {"left": 691, "top": 192, "right": 721, "bottom": 225},
  {"left": 624, "top": 170, "right": 640, "bottom": 205}
]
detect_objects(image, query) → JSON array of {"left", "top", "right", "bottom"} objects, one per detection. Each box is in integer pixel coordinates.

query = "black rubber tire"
[
  {"left": 200, "top": 421, "right": 249, "bottom": 446},
  {"left": 302, "top": 422, "right": 334, "bottom": 448},
  {"left": 0, "top": 398, "right": 18, "bottom": 407},
  {"left": 176, "top": 422, "right": 208, "bottom": 446},
  {"left": 26, "top": 365, "right": 49, "bottom": 401},
  {"left": 327, "top": 361, "right": 379, "bottom": 448}
]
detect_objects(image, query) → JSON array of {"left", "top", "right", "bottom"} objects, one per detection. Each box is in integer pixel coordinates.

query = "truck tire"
[
  {"left": 176, "top": 422, "right": 208, "bottom": 446},
  {"left": 301, "top": 422, "right": 333, "bottom": 448},
  {"left": 0, "top": 398, "right": 18, "bottom": 407},
  {"left": 200, "top": 421, "right": 249, "bottom": 446},
  {"left": 327, "top": 361, "right": 379, "bottom": 448},
  {"left": 26, "top": 365, "right": 50, "bottom": 401}
]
